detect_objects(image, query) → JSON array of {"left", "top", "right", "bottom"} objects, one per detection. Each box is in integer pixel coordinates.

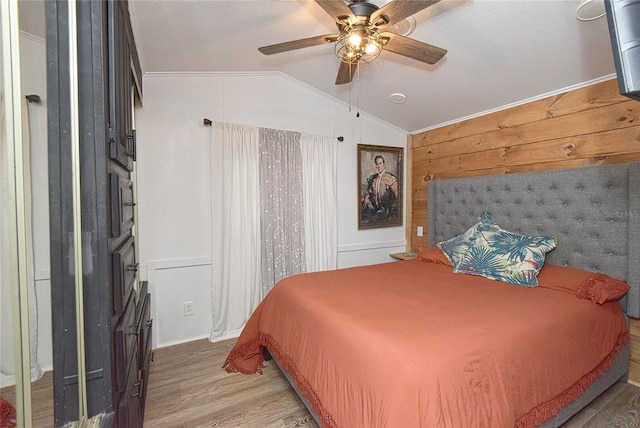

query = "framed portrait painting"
[{"left": 357, "top": 144, "right": 403, "bottom": 229}]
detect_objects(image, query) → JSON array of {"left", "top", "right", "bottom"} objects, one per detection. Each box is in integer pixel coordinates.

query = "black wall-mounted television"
[{"left": 604, "top": 0, "right": 640, "bottom": 101}]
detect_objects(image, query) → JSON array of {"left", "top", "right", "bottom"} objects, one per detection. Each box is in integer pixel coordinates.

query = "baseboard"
[{"left": 154, "top": 333, "right": 212, "bottom": 350}]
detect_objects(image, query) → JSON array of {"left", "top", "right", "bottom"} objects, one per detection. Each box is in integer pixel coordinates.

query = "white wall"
[{"left": 135, "top": 72, "right": 408, "bottom": 348}]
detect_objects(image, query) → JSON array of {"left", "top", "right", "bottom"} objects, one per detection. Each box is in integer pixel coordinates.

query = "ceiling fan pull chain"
[
  {"left": 356, "top": 66, "right": 361, "bottom": 118},
  {"left": 348, "top": 72, "right": 352, "bottom": 112}
]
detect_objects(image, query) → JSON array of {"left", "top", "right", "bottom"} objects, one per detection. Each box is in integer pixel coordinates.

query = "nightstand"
[{"left": 390, "top": 252, "right": 418, "bottom": 261}]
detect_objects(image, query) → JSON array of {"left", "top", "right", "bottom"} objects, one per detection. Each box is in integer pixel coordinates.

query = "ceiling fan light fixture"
[
  {"left": 348, "top": 33, "right": 362, "bottom": 46},
  {"left": 365, "top": 42, "right": 379, "bottom": 55},
  {"left": 335, "top": 26, "right": 383, "bottom": 65}
]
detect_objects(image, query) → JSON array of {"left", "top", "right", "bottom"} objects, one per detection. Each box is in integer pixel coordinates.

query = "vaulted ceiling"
[{"left": 20, "top": 0, "right": 617, "bottom": 133}]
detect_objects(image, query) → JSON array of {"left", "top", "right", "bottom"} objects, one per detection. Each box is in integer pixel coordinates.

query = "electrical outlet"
[
  {"left": 184, "top": 301, "right": 195, "bottom": 316},
  {"left": 417, "top": 226, "right": 424, "bottom": 237}
]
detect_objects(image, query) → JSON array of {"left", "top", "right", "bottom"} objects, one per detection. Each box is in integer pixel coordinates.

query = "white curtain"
[
  {"left": 209, "top": 123, "right": 338, "bottom": 341},
  {"left": 0, "top": 96, "right": 42, "bottom": 384},
  {"left": 300, "top": 133, "right": 338, "bottom": 272},
  {"left": 209, "top": 123, "right": 262, "bottom": 342}
]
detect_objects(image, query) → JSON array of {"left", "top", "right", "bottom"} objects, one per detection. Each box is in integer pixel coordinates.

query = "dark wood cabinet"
[{"left": 46, "top": 0, "right": 150, "bottom": 426}]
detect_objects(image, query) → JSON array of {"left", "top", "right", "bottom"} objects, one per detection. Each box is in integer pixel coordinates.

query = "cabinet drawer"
[
  {"left": 116, "top": 349, "right": 142, "bottom": 428},
  {"left": 112, "top": 236, "right": 136, "bottom": 315},
  {"left": 115, "top": 293, "right": 138, "bottom": 397},
  {"left": 136, "top": 289, "right": 152, "bottom": 369},
  {"left": 110, "top": 172, "right": 134, "bottom": 237}
]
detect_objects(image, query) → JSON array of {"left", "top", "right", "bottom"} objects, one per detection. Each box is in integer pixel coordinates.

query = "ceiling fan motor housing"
[{"left": 348, "top": 2, "right": 380, "bottom": 21}]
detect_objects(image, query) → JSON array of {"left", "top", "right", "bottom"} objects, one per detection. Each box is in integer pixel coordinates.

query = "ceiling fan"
[{"left": 258, "top": 0, "right": 447, "bottom": 85}]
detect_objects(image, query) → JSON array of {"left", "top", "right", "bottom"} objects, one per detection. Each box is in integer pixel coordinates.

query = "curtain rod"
[{"left": 203, "top": 118, "right": 343, "bottom": 141}]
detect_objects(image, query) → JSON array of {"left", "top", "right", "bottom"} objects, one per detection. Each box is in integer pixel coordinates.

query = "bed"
[{"left": 224, "top": 162, "right": 640, "bottom": 427}]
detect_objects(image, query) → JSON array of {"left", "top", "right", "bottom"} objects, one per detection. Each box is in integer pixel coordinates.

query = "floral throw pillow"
[
  {"left": 436, "top": 213, "right": 493, "bottom": 267},
  {"left": 455, "top": 218, "right": 557, "bottom": 287},
  {"left": 437, "top": 213, "right": 557, "bottom": 287}
]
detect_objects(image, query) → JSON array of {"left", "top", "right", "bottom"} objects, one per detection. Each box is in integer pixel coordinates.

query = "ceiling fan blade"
[
  {"left": 382, "top": 33, "right": 447, "bottom": 64},
  {"left": 371, "top": 0, "right": 441, "bottom": 28},
  {"left": 315, "top": 0, "right": 355, "bottom": 23},
  {"left": 259, "top": 34, "right": 339, "bottom": 55},
  {"left": 336, "top": 61, "right": 357, "bottom": 85}
]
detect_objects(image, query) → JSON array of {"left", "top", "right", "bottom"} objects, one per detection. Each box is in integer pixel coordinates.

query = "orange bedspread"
[{"left": 224, "top": 260, "right": 629, "bottom": 428}]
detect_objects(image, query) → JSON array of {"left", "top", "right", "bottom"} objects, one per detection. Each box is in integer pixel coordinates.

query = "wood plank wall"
[{"left": 407, "top": 78, "right": 640, "bottom": 383}]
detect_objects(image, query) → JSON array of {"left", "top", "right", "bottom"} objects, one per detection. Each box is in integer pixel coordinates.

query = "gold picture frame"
[{"left": 357, "top": 144, "right": 403, "bottom": 229}]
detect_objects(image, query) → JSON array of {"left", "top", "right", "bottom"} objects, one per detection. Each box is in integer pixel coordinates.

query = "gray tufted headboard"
[{"left": 427, "top": 163, "right": 640, "bottom": 318}]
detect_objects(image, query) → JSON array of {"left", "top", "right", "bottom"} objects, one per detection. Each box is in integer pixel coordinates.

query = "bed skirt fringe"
[
  {"left": 223, "top": 333, "right": 337, "bottom": 427},
  {"left": 224, "top": 331, "right": 629, "bottom": 428},
  {"left": 222, "top": 336, "right": 266, "bottom": 375},
  {"left": 515, "top": 332, "right": 630, "bottom": 428}
]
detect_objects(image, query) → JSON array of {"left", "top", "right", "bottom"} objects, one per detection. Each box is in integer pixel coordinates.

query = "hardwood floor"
[
  {"left": 0, "top": 371, "right": 53, "bottom": 427},
  {"left": 144, "top": 338, "right": 317, "bottom": 428},
  {"left": 2, "top": 338, "right": 639, "bottom": 427}
]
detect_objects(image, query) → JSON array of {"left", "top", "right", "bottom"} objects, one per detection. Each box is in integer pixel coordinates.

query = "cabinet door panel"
[
  {"left": 110, "top": 172, "right": 134, "bottom": 237},
  {"left": 112, "top": 236, "right": 136, "bottom": 315},
  {"left": 108, "top": 0, "right": 134, "bottom": 171},
  {"left": 114, "top": 293, "right": 138, "bottom": 398}
]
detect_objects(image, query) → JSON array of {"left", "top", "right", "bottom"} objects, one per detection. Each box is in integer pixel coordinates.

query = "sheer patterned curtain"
[
  {"left": 300, "top": 133, "right": 338, "bottom": 272},
  {"left": 210, "top": 123, "right": 262, "bottom": 342},
  {"left": 259, "top": 128, "right": 305, "bottom": 295}
]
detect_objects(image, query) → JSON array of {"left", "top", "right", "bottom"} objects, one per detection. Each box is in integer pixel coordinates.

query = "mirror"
[{"left": 0, "top": 0, "right": 53, "bottom": 426}]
